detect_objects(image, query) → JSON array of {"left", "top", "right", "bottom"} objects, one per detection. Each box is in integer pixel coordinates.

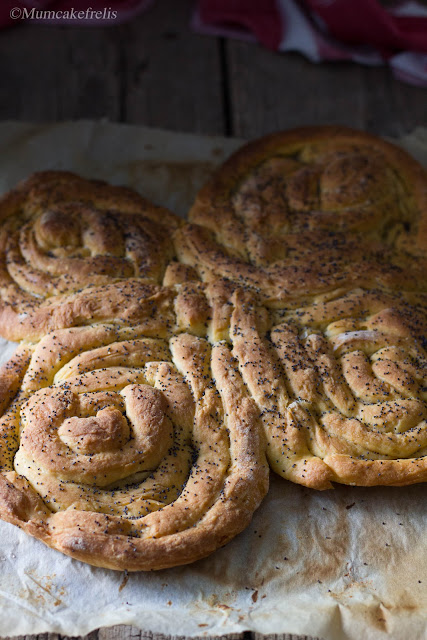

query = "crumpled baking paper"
[{"left": 0, "top": 121, "right": 426, "bottom": 640}]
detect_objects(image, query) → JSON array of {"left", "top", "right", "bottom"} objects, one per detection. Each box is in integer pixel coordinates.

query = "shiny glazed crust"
[
  {"left": 0, "top": 171, "right": 181, "bottom": 341},
  {"left": 0, "top": 282, "right": 269, "bottom": 570},
  {"left": 176, "top": 126, "right": 427, "bottom": 302}
]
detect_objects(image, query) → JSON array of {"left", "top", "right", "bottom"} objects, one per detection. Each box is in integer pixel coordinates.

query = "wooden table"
[{"left": 0, "top": 2, "right": 425, "bottom": 640}]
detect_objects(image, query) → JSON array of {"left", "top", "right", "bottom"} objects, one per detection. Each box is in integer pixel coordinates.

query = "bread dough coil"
[
  {"left": 0, "top": 127, "right": 426, "bottom": 571},
  {"left": 175, "top": 126, "right": 427, "bottom": 302},
  {"left": 0, "top": 282, "right": 269, "bottom": 570},
  {"left": 0, "top": 171, "right": 181, "bottom": 341}
]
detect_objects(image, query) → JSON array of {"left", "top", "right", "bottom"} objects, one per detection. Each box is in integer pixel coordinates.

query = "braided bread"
[
  {"left": 0, "top": 282, "right": 268, "bottom": 570},
  {"left": 0, "top": 171, "right": 181, "bottom": 341}
]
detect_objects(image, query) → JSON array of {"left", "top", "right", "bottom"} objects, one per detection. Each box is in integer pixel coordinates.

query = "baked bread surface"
[
  {"left": 230, "top": 288, "right": 427, "bottom": 490},
  {"left": 176, "top": 126, "right": 427, "bottom": 301},
  {"left": 174, "top": 127, "right": 427, "bottom": 490},
  {"left": 0, "top": 282, "right": 269, "bottom": 570},
  {"left": 0, "top": 128, "right": 426, "bottom": 571},
  {"left": 0, "top": 171, "right": 181, "bottom": 341}
]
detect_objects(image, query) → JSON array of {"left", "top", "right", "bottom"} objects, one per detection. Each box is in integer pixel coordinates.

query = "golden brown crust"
[
  {"left": 176, "top": 126, "right": 427, "bottom": 302},
  {"left": 229, "top": 288, "right": 427, "bottom": 490},
  {"left": 1, "top": 129, "right": 426, "bottom": 573},
  {"left": 0, "top": 279, "right": 177, "bottom": 342},
  {"left": 172, "top": 127, "right": 427, "bottom": 490},
  {"left": 0, "top": 283, "right": 269, "bottom": 570},
  {"left": 0, "top": 171, "right": 182, "bottom": 341}
]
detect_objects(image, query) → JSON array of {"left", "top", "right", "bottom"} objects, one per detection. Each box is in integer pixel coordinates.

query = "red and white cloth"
[
  {"left": 1, "top": 0, "right": 427, "bottom": 87},
  {"left": 193, "top": 0, "right": 427, "bottom": 87}
]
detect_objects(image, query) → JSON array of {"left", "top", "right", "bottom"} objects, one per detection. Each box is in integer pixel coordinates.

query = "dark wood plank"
[
  {"left": 226, "top": 40, "right": 426, "bottom": 139},
  {"left": 99, "top": 629, "right": 151, "bottom": 640},
  {"left": 1, "top": 629, "right": 324, "bottom": 640},
  {"left": 0, "top": 24, "right": 121, "bottom": 121},
  {"left": 2, "top": 633, "right": 97, "bottom": 640},
  {"left": 98, "top": 631, "right": 246, "bottom": 640},
  {"left": 0, "top": 628, "right": 324, "bottom": 639},
  {"left": 226, "top": 43, "right": 365, "bottom": 138},
  {"left": 254, "top": 635, "right": 323, "bottom": 640},
  {"left": 2, "top": 631, "right": 248, "bottom": 640},
  {"left": 363, "top": 66, "right": 427, "bottom": 138},
  {"left": 122, "top": 0, "right": 225, "bottom": 135},
  {"left": 391, "top": 79, "right": 427, "bottom": 136},
  {"left": 0, "top": 0, "right": 225, "bottom": 134}
]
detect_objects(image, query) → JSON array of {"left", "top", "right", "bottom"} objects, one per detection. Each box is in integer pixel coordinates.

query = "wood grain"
[
  {"left": 0, "top": 25, "right": 121, "bottom": 121},
  {"left": 122, "top": 0, "right": 225, "bottom": 134},
  {"left": 362, "top": 66, "right": 427, "bottom": 137},
  {"left": 2, "top": 632, "right": 321, "bottom": 640},
  {"left": 226, "top": 43, "right": 365, "bottom": 137},
  {"left": 254, "top": 635, "right": 322, "bottom": 640},
  {"left": 226, "top": 41, "right": 426, "bottom": 139},
  {"left": 98, "top": 632, "right": 246, "bottom": 640},
  {"left": 1, "top": 632, "right": 253, "bottom": 640}
]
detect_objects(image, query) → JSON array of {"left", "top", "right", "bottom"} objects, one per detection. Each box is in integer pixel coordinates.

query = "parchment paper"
[{"left": 0, "top": 121, "right": 426, "bottom": 640}]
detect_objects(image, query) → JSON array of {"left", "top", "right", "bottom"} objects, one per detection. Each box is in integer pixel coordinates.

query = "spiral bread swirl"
[
  {"left": 175, "top": 127, "right": 427, "bottom": 301},
  {"left": 0, "top": 171, "right": 181, "bottom": 341},
  {"left": 0, "top": 282, "right": 269, "bottom": 570},
  {"left": 0, "top": 127, "right": 426, "bottom": 571},
  {"left": 173, "top": 126, "right": 427, "bottom": 489}
]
